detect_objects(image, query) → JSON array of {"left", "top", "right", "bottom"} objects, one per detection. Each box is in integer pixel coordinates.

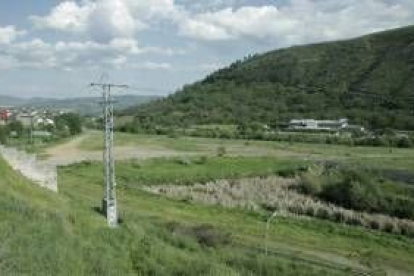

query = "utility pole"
[{"left": 90, "top": 81, "right": 128, "bottom": 228}]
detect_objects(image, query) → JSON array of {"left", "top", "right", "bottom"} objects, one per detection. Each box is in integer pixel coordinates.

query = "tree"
[
  {"left": 7, "top": 121, "right": 23, "bottom": 137},
  {"left": 55, "top": 113, "right": 83, "bottom": 136},
  {"left": 0, "top": 126, "right": 8, "bottom": 144}
]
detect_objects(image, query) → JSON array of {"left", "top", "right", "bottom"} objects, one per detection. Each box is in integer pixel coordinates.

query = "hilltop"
[{"left": 126, "top": 25, "right": 414, "bottom": 130}]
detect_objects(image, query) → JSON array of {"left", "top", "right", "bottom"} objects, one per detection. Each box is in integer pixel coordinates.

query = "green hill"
[{"left": 127, "top": 25, "right": 414, "bottom": 130}]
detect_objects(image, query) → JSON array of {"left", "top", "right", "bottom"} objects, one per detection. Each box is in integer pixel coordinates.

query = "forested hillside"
[{"left": 125, "top": 25, "right": 414, "bottom": 130}]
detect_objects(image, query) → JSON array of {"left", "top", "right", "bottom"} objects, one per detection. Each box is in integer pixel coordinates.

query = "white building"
[
  {"left": 35, "top": 117, "right": 55, "bottom": 127},
  {"left": 15, "top": 113, "right": 35, "bottom": 127},
  {"left": 289, "top": 118, "right": 349, "bottom": 131},
  {"left": 14, "top": 111, "right": 55, "bottom": 128}
]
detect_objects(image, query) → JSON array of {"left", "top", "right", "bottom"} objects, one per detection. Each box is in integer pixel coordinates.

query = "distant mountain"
[
  {"left": 0, "top": 94, "right": 159, "bottom": 115},
  {"left": 0, "top": 95, "right": 27, "bottom": 107},
  {"left": 126, "top": 25, "right": 414, "bottom": 130}
]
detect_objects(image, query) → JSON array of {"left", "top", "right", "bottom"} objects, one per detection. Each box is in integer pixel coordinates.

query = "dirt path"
[{"left": 45, "top": 133, "right": 198, "bottom": 166}]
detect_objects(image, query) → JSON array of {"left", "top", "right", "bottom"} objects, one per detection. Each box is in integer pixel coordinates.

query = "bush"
[
  {"left": 217, "top": 146, "right": 227, "bottom": 157},
  {"left": 299, "top": 166, "right": 324, "bottom": 195},
  {"left": 0, "top": 126, "right": 8, "bottom": 144},
  {"left": 194, "top": 156, "right": 208, "bottom": 165},
  {"left": 176, "top": 157, "right": 192, "bottom": 166},
  {"left": 167, "top": 222, "right": 231, "bottom": 248},
  {"left": 396, "top": 137, "right": 412, "bottom": 148},
  {"left": 55, "top": 113, "right": 83, "bottom": 136},
  {"left": 299, "top": 165, "right": 414, "bottom": 221}
]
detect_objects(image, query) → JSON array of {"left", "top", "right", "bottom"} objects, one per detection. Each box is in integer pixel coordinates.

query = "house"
[
  {"left": 289, "top": 118, "right": 349, "bottom": 131},
  {"left": 15, "top": 112, "right": 36, "bottom": 127},
  {"left": 34, "top": 117, "right": 55, "bottom": 127},
  {"left": 12, "top": 110, "right": 55, "bottom": 129},
  {"left": 0, "top": 109, "right": 10, "bottom": 120},
  {"left": 0, "top": 109, "right": 11, "bottom": 125}
]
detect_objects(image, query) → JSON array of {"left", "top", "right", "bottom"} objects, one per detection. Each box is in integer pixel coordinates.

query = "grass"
[
  {"left": 4, "top": 132, "right": 414, "bottom": 274},
  {"left": 79, "top": 131, "right": 205, "bottom": 152},
  {"left": 57, "top": 155, "right": 414, "bottom": 273},
  {"left": 63, "top": 156, "right": 306, "bottom": 188},
  {"left": 0, "top": 156, "right": 365, "bottom": 275},
  {"left": 1, "top": 152, "right": 414, "bottom": 274},
  {"left": 78, "top": 131, "right": 414, "bottom": 170},
  {"left": 6, "top": 134, "right": 79, "bottom": 158},
  {"left": 59, "top": 159, "right": 414, "bottom": 274}
]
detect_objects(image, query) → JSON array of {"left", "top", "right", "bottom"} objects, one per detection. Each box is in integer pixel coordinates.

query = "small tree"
[
  {"left": 0, "top": 126, "right": 8, "bottom": 144},
  {"left": 7, "top": 121, "right": 23, "bottom": 137},
  {"left": 217, "top": 146, "right": 227, "bottom": 157},
  {"left": 55, "top": 113, "right": 82, "bottom": 136}
]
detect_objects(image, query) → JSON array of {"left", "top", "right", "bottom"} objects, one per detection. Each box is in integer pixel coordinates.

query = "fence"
[{"left": 0, "top": 146, "right": 58, "bottom": 192}]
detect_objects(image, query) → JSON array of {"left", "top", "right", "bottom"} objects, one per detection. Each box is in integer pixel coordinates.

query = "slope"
[
  {"left": 1, "top": 152, "right": 414, "bottom": 274},
  {"left": 128, "top": 25, "right": 414, "bottom": 130}
]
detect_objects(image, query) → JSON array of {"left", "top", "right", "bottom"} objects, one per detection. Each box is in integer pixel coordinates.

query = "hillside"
[
  {"left": 0, "top": 95, "right": 158, "bottom": 115},
  {"left": 127, "top": 25, "right": 414, "bottom": 130},
  {"left": 3, "top": 150, "right": 414, "bottom": 274}
]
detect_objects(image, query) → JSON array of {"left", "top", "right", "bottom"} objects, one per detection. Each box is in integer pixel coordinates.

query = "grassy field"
[
  {"left": 64, "top": 157, "right": 306, "bottom": 187},
  {"left": 78, "top": 131, "right": 414, "bottom": 170},
  {"left": 3, "top": 132, "right": 414, "bottom": 275},
  {"left": 0, "top": 156, "right": 413, "bottom": 275},
  {"left": 62, "top": 157, "right": 414, "bottom": 274},
  {"left": 0, "top": 156, "right": 372, "bottom": 275}
]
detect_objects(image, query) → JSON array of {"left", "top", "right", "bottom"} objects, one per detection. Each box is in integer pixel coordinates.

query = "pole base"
[
  {"left": 107, "top": 204, "right": 118, "bottom": 228},
  {"left": 102, "top": 198, "right": 118, "bottom": 228},
  {"left": 102, "top": 198, "right": 107, "bottom": 215}
]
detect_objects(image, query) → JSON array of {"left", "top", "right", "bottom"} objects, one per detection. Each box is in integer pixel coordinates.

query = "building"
[
  {"left": 289, "top": 118, "right": 349, "bottom": 131},
  {"left": 0, "top": 109, "right": 11, "bottom": 126},
  {"left": 32, "top": 131, "right": 53, "bottom": 138},
  {"left": 34, "top": 117, "right": 55, "bottom": 127},
  {"left": 15, "top": 112, "right": 35, "bottom": 127},
  {"left": 0, "top": 109, "right": 10, "bottom": 120}
]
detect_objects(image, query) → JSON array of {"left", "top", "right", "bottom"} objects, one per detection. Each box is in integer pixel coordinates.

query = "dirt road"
[{"left": 45, "top": 133, "right": 198, "bottom": 166}]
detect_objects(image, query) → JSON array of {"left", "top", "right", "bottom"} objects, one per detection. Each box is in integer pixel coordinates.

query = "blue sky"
[{"left": 0, "top": 0, "right": 413, "bottom": 98}]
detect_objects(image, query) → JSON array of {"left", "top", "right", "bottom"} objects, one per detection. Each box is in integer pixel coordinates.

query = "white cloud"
[
  {"left": 176, "top": 0, "right": 414, "bottom": 44},
  {"left": 0, "top": 25, "right": 26, "bottom": 44},
  {"left": 129, "top": 61, "right": 172, "bottom": 70},
  {"left": 30, "top": 0, "right": 179, "bottom": 42},
  {"left": 31, "top": 1, "right": 92, "bottom": 32},
  {"left": 87, "top": 0, "right": 145, "bottom": 42},
  {"left": 0, "top": 37, "right": 179, "bottom": 71},
  {"left": 31, "top": 0, "right": 414, "bottom": 46},
  {"left": 31, "top": 0, "right": 143, "bottom": 42}
]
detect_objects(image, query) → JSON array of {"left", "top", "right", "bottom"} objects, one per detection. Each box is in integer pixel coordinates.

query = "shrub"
[
  {"left": 396, "top": 137, "right": 412, "bottom": 148},
  {"left": 217, "top": 146, "right": 227, "bottom": 157},
  {"left": 176, "top": 157, "right": 192, "bottom": 166},
  {"left": 299, "top": 167, "right": 323, "bottom": 195},
  {"left": 167, "top": 222, "right": 231, "bottom": 248},
  {"left": 194, "top": 156, "right": 208, "bottom": 165}
]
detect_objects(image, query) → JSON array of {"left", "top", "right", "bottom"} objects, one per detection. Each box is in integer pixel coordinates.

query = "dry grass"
[{"left": 144, "top": 177, "right": 414, "bottom": 237}]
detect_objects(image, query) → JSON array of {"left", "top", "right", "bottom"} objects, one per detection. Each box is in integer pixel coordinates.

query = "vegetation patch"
[
  {"left": 62, "top": 156, "right": 305, "bottom": 187},
  {"left": 145, "top": 176, "right": 414, "bottom": 237},
  {"left": 299, "top": 164, "right": 414, "bottom": 221},
  {"left": 166, "top": 222, "right": 232, "bottom": 248}
]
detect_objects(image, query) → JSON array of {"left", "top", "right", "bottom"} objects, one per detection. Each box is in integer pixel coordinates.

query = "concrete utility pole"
[{"left": 90, "top": 82, "right": 128, "bottom": 228}]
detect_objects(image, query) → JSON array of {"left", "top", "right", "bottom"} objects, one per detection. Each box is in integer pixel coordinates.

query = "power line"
[{"left": 90, "top": 81, "right": 128, "bottom": 228}]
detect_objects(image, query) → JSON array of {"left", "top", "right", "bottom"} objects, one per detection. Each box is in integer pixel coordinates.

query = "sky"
[{"left": 0, "top": 0, "right": 414, "bottom": 98}]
